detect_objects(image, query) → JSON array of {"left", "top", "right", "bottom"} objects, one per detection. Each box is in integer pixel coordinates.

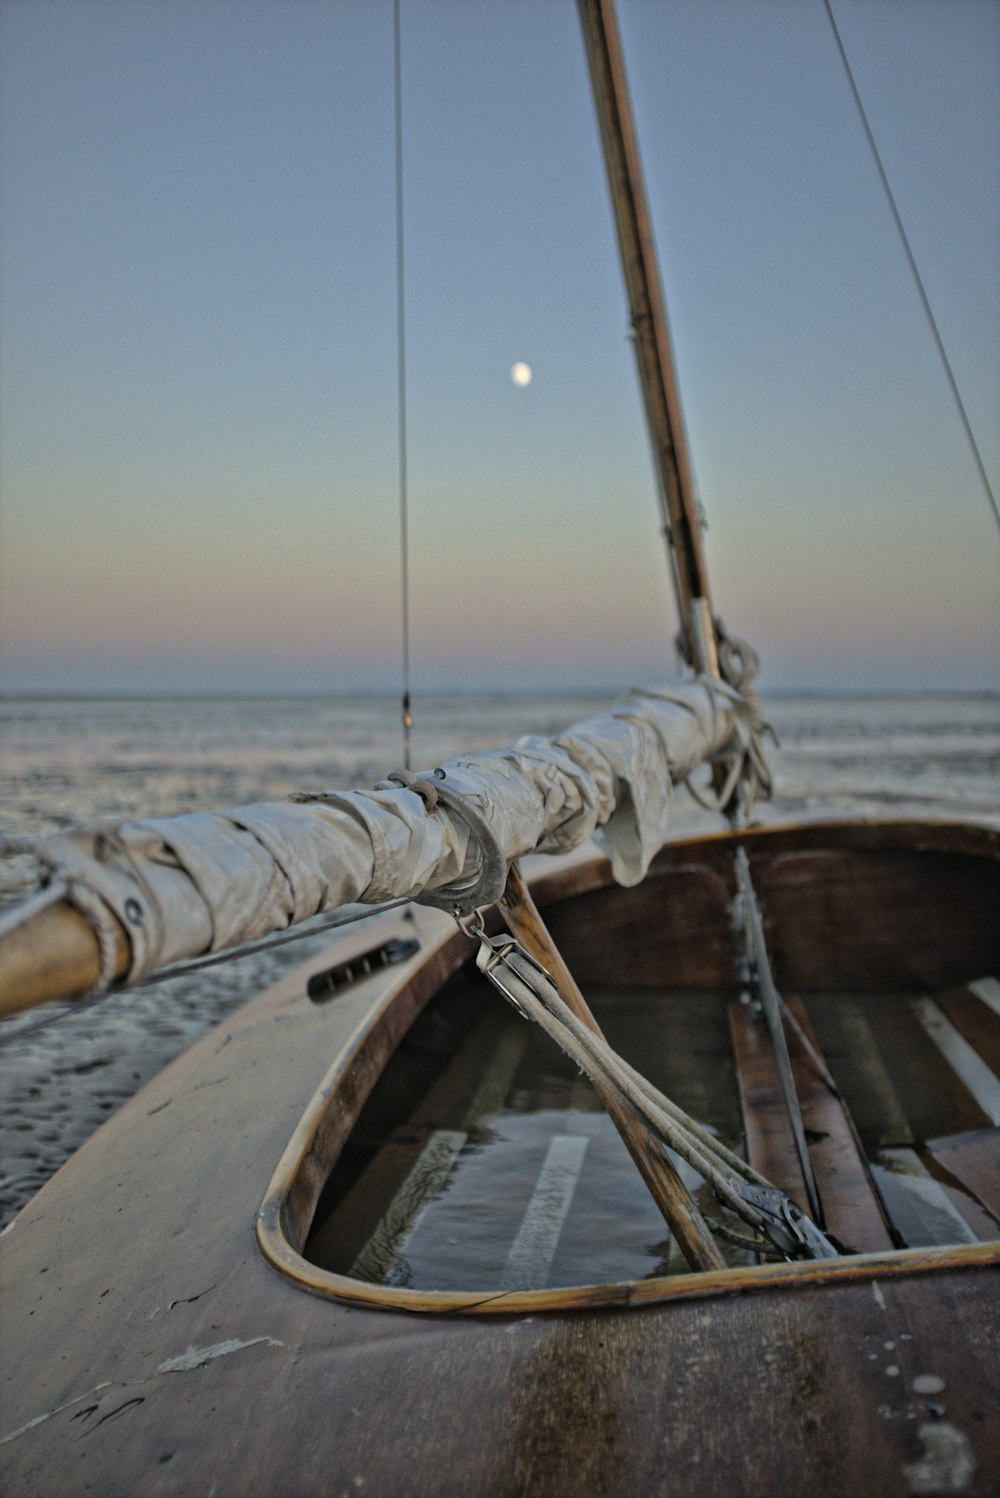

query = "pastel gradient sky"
[{"left": 1, "top": 0, "right": 997, "bottom": 693}]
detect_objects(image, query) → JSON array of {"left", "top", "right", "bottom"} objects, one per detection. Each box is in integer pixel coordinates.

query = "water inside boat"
[{"left": 304, "top": 963, "right": 1000, "bottom": 1292}]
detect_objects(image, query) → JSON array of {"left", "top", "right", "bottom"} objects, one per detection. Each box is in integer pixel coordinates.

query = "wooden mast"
[{"left": 576, "top": 0, "right": 719, "bottom": 677}]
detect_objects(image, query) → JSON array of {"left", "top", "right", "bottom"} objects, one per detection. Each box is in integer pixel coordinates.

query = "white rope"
[{"left": 680, "top": 624, "right": 775, "bottom": 821}]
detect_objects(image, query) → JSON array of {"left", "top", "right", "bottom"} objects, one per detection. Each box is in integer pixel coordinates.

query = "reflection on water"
[
  {"left": 306, "top": 972, "right": 751, "bottom": 1291},
  {"left": 306, "top": 970, "right": 1000, "bottom": 1290}
]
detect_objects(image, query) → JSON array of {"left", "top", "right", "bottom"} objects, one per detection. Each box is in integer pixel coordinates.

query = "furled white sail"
[{"left": 20, "top": 679, "right": 761, "bottom": 984}]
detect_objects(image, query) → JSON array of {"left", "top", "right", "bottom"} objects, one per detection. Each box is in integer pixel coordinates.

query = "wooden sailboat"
[{"left": 1, "top": 2, "right": 997, "bottom": 1493}]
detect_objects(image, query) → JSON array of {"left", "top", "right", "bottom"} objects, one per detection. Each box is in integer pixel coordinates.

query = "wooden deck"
[{"left": 2, "top": 822, "right": 999, "bottom": 1497}]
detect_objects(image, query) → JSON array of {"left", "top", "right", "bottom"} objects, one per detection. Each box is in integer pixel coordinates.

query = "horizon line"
[{"left": 1, "top": 685, "right": 998, "bottom": 702}]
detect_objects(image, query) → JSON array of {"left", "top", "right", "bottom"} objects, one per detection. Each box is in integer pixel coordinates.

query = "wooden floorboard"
[
  {"left": 926, "top": 1127, "right": 1000, "bottom": 1224},
  {"left": 785, "top": 995, "right": 894, "bottom": 1254},
  {"left": 871, "top": 1148, "right": 982, "bottom": 1247},
  {"left": 728, "top": 1000, "right": 808, "bottom": 1209},
  {"left": 307, "top": 1005, "right": 522, "bottom": 1269},
  {"left": 934, "top": 985, "right": 1000, "bottom": 1078},
  {"left": 800, "top": 994, "right": 913, "bottom": 1149},
  {"left": 729, "top": 997, "right": 893, "bottom": 1251},
  {"left": 911, "top": 996, "right": 1000, "bottom": 1126},
  {"left": 862, "top": 996, "right": 993, "bottom": 1140}
]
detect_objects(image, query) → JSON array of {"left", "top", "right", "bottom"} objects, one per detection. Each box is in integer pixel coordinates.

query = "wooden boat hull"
[{"left": 2, "top": 820, "right": 998, "bottom": 1496}]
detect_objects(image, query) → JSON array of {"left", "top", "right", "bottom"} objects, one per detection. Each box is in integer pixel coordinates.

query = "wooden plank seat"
[{"left": 729, "top": 994, "right": 894, "bottom": 1254}]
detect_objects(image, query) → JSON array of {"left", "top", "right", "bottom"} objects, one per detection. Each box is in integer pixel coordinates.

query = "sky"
[{"left": 1, "top": 0, "right": 997, "bottom": 694}]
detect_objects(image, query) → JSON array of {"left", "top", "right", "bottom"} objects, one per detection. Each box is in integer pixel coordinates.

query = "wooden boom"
[{"left": 0, "top": 902, "right": 128, "bottom": 1018}]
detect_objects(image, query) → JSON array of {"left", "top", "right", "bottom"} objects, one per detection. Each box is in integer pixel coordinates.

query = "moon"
[{"left": 511, "top": 361, "right": 532, "bottom": 387}]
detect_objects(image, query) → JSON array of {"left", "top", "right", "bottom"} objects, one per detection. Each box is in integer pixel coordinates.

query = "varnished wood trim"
[
  {"left": 257, "top": 1215, "right": 999, "bottom": 1317},
  {"left": 268, "top": 915, "right": 471, "bottom": 1251}
]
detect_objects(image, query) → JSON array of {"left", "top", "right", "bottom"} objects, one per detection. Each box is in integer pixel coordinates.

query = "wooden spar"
[
  {"left": 0, "top": 901, "right": 128, "bottom": 1018},
  {"left": 498, "top": 861, "right": 726, "bottom": 1272},
  {"left": 0, "top": 681, "right": 744, "bottom": 1019},
  {"left": 576, "top": 0, "right": 718, "bottom": 675}
]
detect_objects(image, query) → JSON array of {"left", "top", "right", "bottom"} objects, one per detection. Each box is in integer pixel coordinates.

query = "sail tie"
[
  {"left": 0, "top": 832, "right": 122, "bottom": 996},
  {"left": 675, "top": 622, "right": 775, "bottom": 821},
  {"left": 376, "top": 768, "right": 509, "bottom": 917}
]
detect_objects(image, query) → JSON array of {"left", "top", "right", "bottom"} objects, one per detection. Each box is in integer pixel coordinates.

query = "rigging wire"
[
  {"left": 823, "top": 0, "right": 1000, "bottom": 536},
  {"left": 394, "top": 0, "right": 414, "bottom": 766},
  {"left": 0, "top": 897, "right": 414, "bottom": 1049}
]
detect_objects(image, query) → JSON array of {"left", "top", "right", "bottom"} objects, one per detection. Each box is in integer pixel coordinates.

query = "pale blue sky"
[{"left": 1, "top": 0, "right": 997, "bottom": 692}]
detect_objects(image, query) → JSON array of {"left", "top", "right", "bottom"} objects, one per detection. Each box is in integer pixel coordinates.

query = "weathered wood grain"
[
  {"left": 729, "top": 997, "right": 810, "bottom": 1207},
  {"left": 3, "top": 823, "right": 999, "bottom": 1497},
  {"left": 2, "top": 918, "right": 997, "bottom": 1497},
  {"left": 927, "top": 1128, "right": 1000, "bottom": 1223},
  {"left": 785, "top": 995, "right": 895, "bottom": 1253}
]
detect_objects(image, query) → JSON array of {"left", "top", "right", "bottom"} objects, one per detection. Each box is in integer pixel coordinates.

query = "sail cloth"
[{"left": 24, "top": 679, "right": 759, "bottom": 985}]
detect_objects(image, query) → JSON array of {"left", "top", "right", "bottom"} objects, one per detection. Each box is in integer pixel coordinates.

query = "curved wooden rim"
[
  {"left": 528, "top": 815, "right": 999, "bottom": 906},
  {"left": 255, "top": 1217, "right": 1000, "bottom": 1316},
  {"left": 256, "top": 817, "right": 1000, "bottom": 1316}
]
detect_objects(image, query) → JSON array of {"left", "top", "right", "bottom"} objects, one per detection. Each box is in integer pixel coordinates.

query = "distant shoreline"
[{"left": 2, "top": 686, "right": 998, "bottom": 702}]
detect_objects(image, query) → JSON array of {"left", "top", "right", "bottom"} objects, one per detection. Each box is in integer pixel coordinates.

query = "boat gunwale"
[{"left": 255, "top": 817, "right": 1000, "bottom": 1316}]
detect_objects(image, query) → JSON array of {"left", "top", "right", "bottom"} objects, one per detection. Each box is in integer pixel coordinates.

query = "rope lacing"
[
  {"left": 0, "top": 832, "right": 122, "bottom": 996},
  {"left": 0, "top": 826, "right": 173, "bottom": 999},
  {"left": 375, "top": 768, "right": 509, "bottom": 917},
  {"left": 678, "top": 618, "right": 775, "bottom": 820}
]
